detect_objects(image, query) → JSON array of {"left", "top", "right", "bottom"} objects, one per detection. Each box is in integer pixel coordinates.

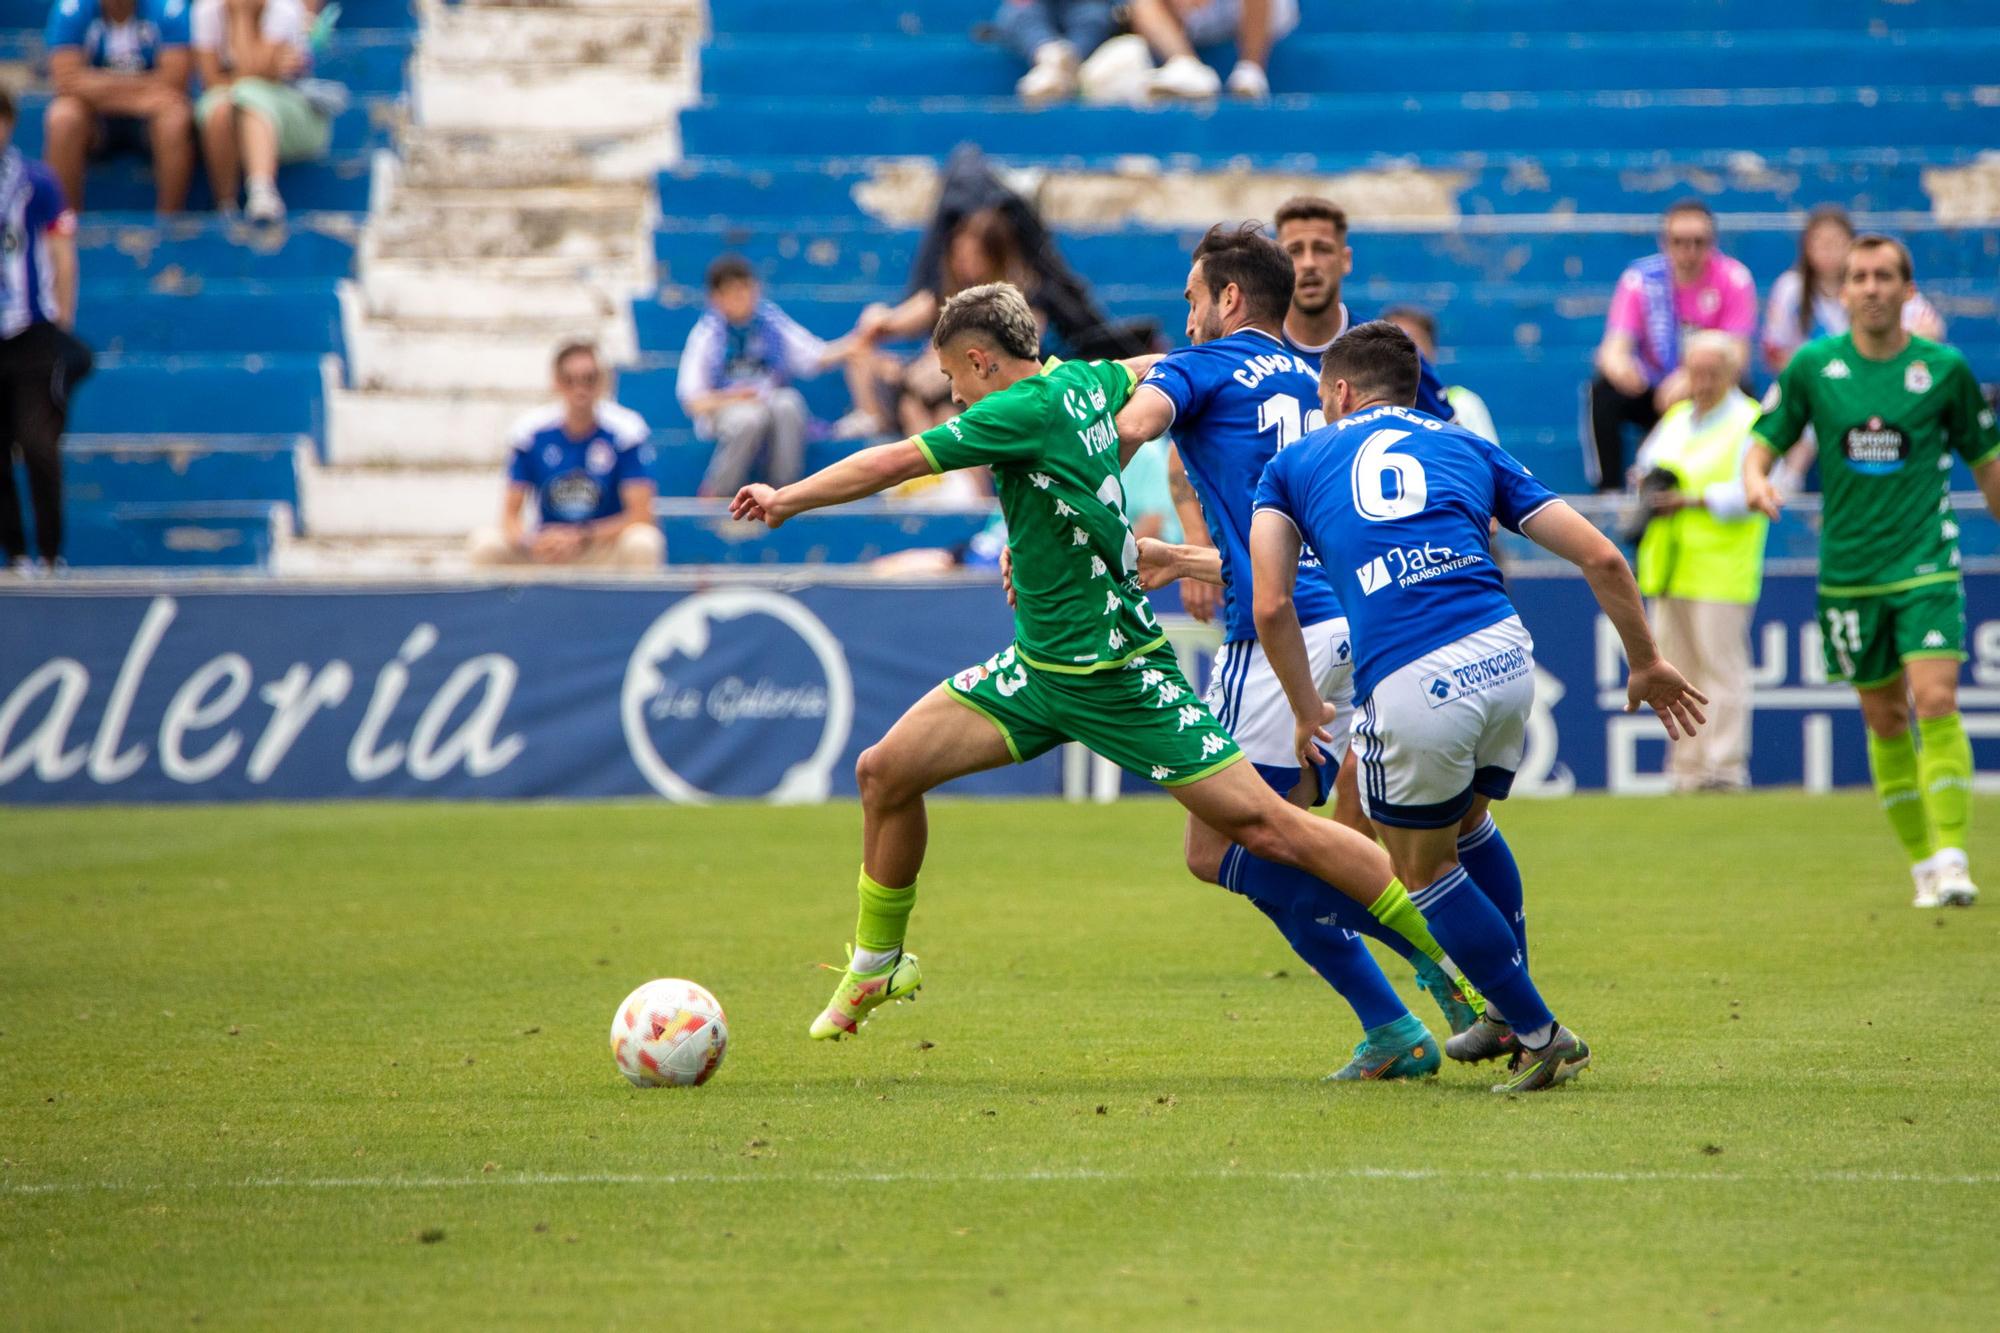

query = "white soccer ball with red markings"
[{"left": 610, "top": 978, "right": 728, "bottom": 1087}]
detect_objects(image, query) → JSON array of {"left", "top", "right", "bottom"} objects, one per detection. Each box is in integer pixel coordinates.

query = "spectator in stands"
[
  {"left": 192, "top": 0, "right": 332, "bottom": 223},
  {"left": 1630, "top": 331, "right": 1779, "bottom": 792},
  {"left": 1761, "top": 204, "right": 1945, "bottom": 375},
  {"left": 677, "top": 254, "right": 859, "bottom": 497},
  {"left": 1130, "top": 0, "right": 1297, "bottom": 100},
  {"left": 42, "top": 0, "right": 195, "bottom": 214},
  {"left": 1384, "top": 305, "right": 1498, "bottom": 444},
  {"left": 0, "top": 90, "right": 85, "bottom": 573},
  {"left": 996, "top": 1, "right": 1117, "bottom": 103},
  {"left": 853, "top": 147, "right": 1153, "bottom": 434},
  {"left": 1588, "top": 199, "right": 1757, "bottom": 491},
  {"left": 468, "top": 341, "right": 664, "bottom": 570}
]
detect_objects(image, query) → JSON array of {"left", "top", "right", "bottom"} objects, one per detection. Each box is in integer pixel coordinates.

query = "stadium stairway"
[
  {"left": 0, "top": 0, "right": 409, "bottom": 568},
  {"left": 283, "top": 0, "right": 704, "bottom": 575}
]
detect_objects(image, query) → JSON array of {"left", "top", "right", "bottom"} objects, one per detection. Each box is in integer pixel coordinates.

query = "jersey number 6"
[{"left": 1350, "top": 429, "right": 1428, "bottom": 521}]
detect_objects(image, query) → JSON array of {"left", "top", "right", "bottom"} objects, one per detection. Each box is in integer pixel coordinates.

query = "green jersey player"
[
  {"left": 730, "top": 282, "right": 1443, "bottom": 1043},
  {"left": 1746, "top": 233, "right": 2000, "bottom": 908}
]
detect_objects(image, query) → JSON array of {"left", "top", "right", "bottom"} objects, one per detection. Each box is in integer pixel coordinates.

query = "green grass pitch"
[{"left": 3, "top": 793, "right": 1997, "bottom": 1329}]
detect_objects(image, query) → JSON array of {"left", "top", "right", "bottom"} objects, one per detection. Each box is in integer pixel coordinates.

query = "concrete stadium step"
[
  {"left": 78, "top": 286, "right": 343, "bottom": 356},
  {"left": 698, "top": 31, "right": 2000, "bottom": 100},
  {"left": 702, "top": 0, "right": 1990, "bottom": 36},
  {"left": 272, "top": 533, "right": 472, "bottom": 576},
  {"left": 12, "top": 92, "right": 398, "bottom": 160},
  {"left": 73, "top": 154, "right": 375, "bottom": 213},
  {"left": 298, "top": 463, "right": 501, "bottom": 538},
  {"left": 651, "top": 221, "right": 2000, "bottom": 295},
  {"left": 362, "top": 189, "right": 655, "bottom": 267},
  {"left": 70, "top": 356, "right": 324, "bottom": 436},
  {"left": 659, "top": 149, "right": 1991, "bottom": 222},
  {"left": 64, "top": 502, "right": 286, "bottom": 569},
  {"left": 63, "top": 436, "right": 305, "bottom": 510},
  {"left": 355, "top": 260, "right": 633, "bottom": 326},
  {"left": 678, "top": 88, "right": 1997, "bottom": 159},
  {"left": 340, "top": 311, "right": 638, "bottom": 394},
  {"left": 75, "top": 214, "right": 362, "bottom": 284},
  {"left": 393, "top": 128, "right": 675, "bottom": 191}
]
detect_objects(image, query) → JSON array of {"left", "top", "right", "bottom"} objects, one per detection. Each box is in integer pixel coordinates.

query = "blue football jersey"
[
  {"left": 507, "top": 402, "right": 654, "bottom": 525},
  {"left": 1138, "top": 328, "right": 1345, "bottom": 643},
  {"left": 1283, "top": 307, "right": 1457, "bottom": 422},
  {"left": 1254, "top": 404, "right": 1560, "bottom": 701}
]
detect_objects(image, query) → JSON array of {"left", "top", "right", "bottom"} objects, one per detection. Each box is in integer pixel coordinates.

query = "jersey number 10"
[{"left": 1257, "top": 393, "right": 1327, "bottom": 450}]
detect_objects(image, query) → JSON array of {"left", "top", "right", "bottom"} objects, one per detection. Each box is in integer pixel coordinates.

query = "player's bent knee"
[{"left": 855, "top": 743, "right": 917, "bottom": 809}]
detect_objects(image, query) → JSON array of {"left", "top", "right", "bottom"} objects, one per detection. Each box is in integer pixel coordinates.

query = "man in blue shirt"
[
  {"left": 1246, "top": 320, "right": 1706, "bottom": 1091},
  {"left": 468, "top": 342, "right": 665, "bottom": 569},
  {"left": 44, "top": 0, "right": 195, "bottom": 214},
  {"left": 1114, "top": 224, "right": 1485, "bottom": 1081}
]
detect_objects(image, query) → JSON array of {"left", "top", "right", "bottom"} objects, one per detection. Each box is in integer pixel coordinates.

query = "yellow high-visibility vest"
[{"left": 1635, "top": 391, "right": 1768, "bottom": 605}]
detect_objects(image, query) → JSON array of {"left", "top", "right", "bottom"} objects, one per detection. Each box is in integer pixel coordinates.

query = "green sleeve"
[
  {"left": 915, "top": 381, "right": 1048, "bottom": 474},
  {"left": 1946, "top": 355, "right": 2000, "bottom": 468},
  {"left": 1087, "top": 358, "right": 1139, "bottom": 415},
  {"left": 1752, "top": 352, "right": 1811, "bottom": 455}
]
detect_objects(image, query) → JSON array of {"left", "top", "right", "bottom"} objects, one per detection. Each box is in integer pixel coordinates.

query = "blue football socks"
[
  {"left": 1457, "top": 813, "right": 1526, "bottom": 963},
  {"left": 1409, "top": 862, "right": 1554, "bottom": 1037},
  {"left": 1251, "top": 896, "right": 1411, "bottom": 1031}
]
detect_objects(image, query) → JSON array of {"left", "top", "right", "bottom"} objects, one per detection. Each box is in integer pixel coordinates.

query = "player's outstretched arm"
[
  {"left": 1522, "top": 500, "right": 1709, "bottom": 740},
  {"left": 1249, "top": 511, "right": 1336, "bottom": 767},
  {"left": 1742, "top": 438, "right": 1787, "bottom": 520},
  {"left": 1113, "top": 383, "right": 1176, "bottom": 467},
  {"left": 728, "top": 438, "right": 932, "bottom": 529},
  {"left": 1136, "top": 537, "right": 1223, "bottom": 590}
]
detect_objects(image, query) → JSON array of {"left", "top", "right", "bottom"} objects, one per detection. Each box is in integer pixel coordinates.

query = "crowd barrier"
[{"left": 1, "top": 572, "right": 1995, "bottom": 804}]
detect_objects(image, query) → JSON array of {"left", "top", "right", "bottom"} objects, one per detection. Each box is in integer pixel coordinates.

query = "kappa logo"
[
  {"left": 1821, "top": 358, "right": 1852, "bottom": 379},
  {"left": 1923, "top": 630, "right": 1948, "bottom": 648}
]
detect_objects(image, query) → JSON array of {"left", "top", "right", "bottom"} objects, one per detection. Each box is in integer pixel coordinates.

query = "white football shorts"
[
  {"left": 1205, "top": 616, "right": 1354, "bottom": 803},
  {"left": 1353, "top": 614, "right": 1535, "bottom": 829}
]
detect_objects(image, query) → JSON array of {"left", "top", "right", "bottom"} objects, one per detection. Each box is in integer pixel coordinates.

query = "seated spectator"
[
  {"left": 1629, "top": 331, "right": 1791, "bottom": 792},
  {"left": 1130, "top": 0, "right": 1298, "bottom": 100},
  {"left": 995, "top": 1, "right": 1116, "bottom": 103},
  {"left": 192, "top": 0, "right": 333, "bottom": 222},
  {"left": 43, "top": 0, "right": 195, "bottom": 214},
  {"left": 1383, "top": 305, "right": 1498, "bottom": 444},
  {"left": 469, "top": 341, "right": 664, "bottom": 570},
  {"left": 1761, "top": 204, "right": 1944, "bottom": 374},
  {"left": 676, "top": 254, "right": 858, "bottom": 497},
  {"left": 1587, "top": 199, "right": 1756, "bottom": 491}
]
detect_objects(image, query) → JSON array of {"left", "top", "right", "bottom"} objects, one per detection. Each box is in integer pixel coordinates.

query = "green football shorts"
[
  {"left": 1819, "top": 578, "right": 1966, "bottom": 688},
  {"left": 944, "top": 643, "right": 1244, "bottom": 786}
]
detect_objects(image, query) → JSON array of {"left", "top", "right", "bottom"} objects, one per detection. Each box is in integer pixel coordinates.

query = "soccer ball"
[{"left": 610, "top": 978, "right": 728, "bottom": 1088}]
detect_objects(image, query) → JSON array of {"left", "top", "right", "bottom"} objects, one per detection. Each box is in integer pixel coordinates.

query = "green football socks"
[
  {"left": 853, "top": 868, "right": 916, "bottom": 968},
  {"left": 1917, "top": 712, "right": 1974, "bottom": 853},
  {"left": 1867, "top": 727, "right": 1935, "bottom": 864},
  {"left": 1368, "top": 879, "right": 1450, "bottom": 968}
]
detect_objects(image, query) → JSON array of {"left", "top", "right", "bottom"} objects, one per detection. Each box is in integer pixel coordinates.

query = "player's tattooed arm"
[
  {"left": 729, "top": 438, "right": 932, "bottom": 529},
  {"left": 1522, "top": 501, "right": 1709, "bottom": 740},
  {"left": 1248, "top": 511, "right": 1336, "bottom": 767}
]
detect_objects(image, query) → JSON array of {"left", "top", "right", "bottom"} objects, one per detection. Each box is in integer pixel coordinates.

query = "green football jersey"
[
  {"left": 917, "top": 358, "right": 1164, "bottom": 673},
  {"left": 1754, "top": 333, "right": 2000, "bottom": 593}
]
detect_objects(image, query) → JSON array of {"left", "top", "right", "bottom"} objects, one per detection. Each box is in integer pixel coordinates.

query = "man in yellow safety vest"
[{"left": 1633, "top": 330, "right": 1787, "bottom": 790}]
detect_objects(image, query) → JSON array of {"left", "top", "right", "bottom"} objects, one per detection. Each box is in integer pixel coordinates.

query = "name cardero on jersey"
[
  {"left": 1355, "top": 541, "right": 1483, "bottom": 596},
  {"left": 1231, "top": 351, "right": 1318, "bottom": 390},
  {"left": 1421, "top": 645, "right": 1530, "bottom": 708},
  {"left": 1843, "top": 416, "right": 1909, "bottom": 475}
]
